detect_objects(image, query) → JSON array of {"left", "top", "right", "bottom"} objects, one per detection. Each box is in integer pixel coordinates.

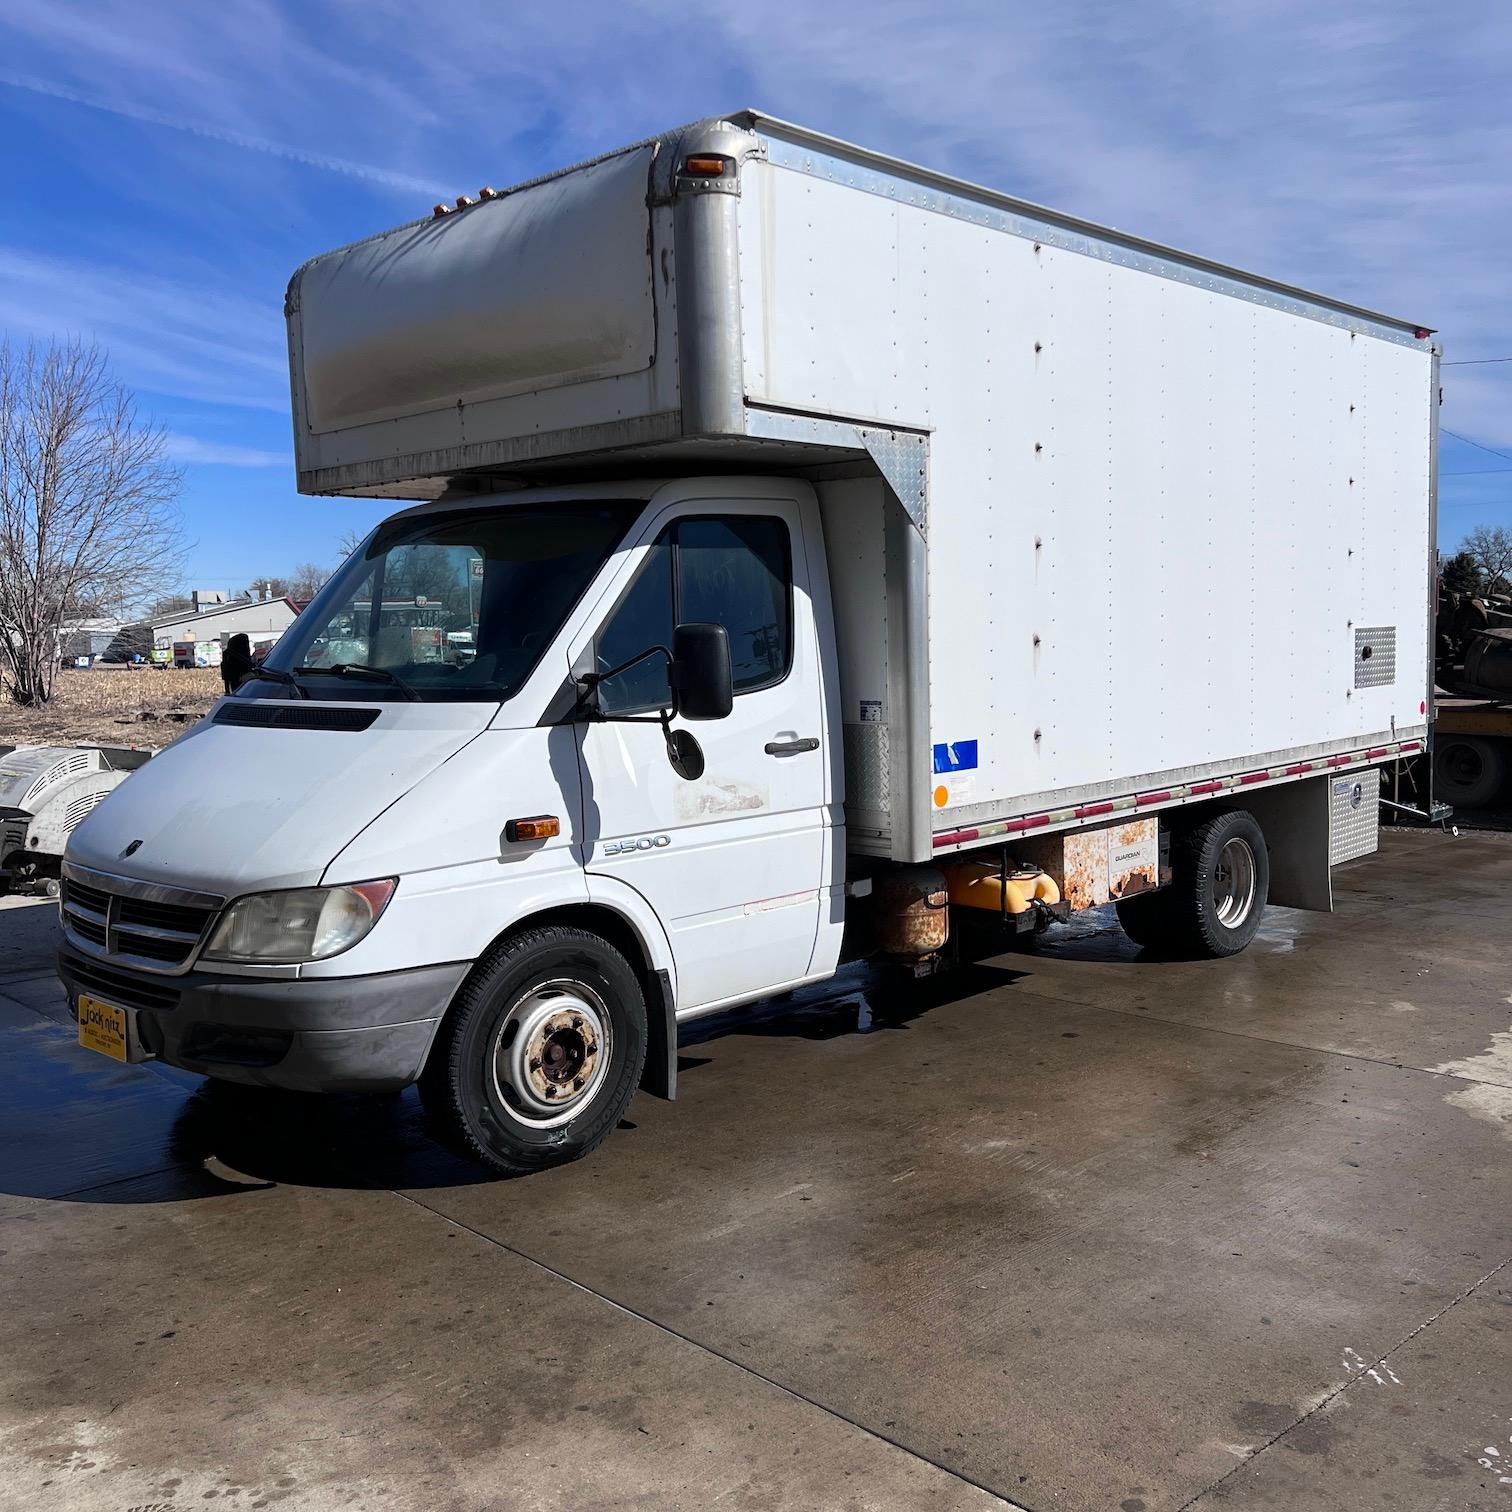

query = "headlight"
[{"left": 202, "top": 879, "right": 397, "bottom": 964}]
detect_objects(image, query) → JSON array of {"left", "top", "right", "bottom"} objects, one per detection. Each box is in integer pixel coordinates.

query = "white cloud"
[
  {"left": 0, "top": 247, "right": 289, "bottom": 411},
  {"left": 163, "top": 433, "right": 290, "bottom": 468},
  {"left": 0, "top": 72, "right": 447, "bottom": 196},
  {"left": 2, "top": 0, "right": 1508, "bottom": 458}
]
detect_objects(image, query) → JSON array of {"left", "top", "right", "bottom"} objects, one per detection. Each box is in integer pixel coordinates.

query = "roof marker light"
[
  {"left": 683, "top": 155, "right": 730, "bottom": 177},
  {"left": 432, "top": 203, "right": 453, "bottom": 218}
]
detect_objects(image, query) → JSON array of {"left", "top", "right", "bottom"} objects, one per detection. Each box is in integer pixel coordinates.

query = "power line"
[
  {"left": 1443, "top": 357, "right": 1512, "bottom": 366},
  {"left": 1442, "top": 428, "right": 1512, "bottom": 464},
  {"left": 1442, "top": 466, "right": 1512, "bottom": 477}
]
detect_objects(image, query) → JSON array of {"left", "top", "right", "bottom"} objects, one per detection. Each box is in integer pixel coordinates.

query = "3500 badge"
[{"left": 603, "top": 835, "right": 671, "bottom": 857}]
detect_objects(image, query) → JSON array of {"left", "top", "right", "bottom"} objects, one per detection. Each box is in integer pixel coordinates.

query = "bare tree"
[
  {"left": 239, "top": 576, "right": 291, "bottom": 602},
  {"left": 289, "top": 561, "right": 331, "bottom": 600},
  {"left": 336, "top": 526, "right": 368, "bottom": 559},
  {"left": 1460, "top": 525, "right": 1512, "bottom": 598},
  {"left": 0, "top": 340, "right": 184, "bottom": 704}
]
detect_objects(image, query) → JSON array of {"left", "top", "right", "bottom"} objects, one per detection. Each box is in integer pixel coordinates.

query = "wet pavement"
[{"left": 2, "top": 828, "right": 1511, "bottom": 1510}]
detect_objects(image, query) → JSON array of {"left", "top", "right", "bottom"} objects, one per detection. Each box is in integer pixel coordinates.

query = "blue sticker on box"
[{"left": 932, "top": 740, "right": 978, "bottom": 775}]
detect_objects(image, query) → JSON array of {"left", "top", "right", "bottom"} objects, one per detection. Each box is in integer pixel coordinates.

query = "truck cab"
[{"left": 60, "top": 476, "right": 848, "bottom": 1172}]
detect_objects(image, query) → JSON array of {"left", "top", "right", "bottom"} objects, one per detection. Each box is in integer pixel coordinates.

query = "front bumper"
[{"left": 58, "top": 949, "right": 470, "bottom": 1093}]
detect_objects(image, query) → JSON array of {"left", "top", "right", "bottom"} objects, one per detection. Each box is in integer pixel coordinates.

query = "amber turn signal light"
[
  {"left": 505, "top": 815, "right": 560, "bottom": 843},
  {"left": 682, "top": 155, "right": 729, "bottom": 177}
]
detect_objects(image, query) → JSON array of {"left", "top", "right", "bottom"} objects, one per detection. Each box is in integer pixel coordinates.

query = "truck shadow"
[
  {"left": 14, "top": 957, "right": 1063, "bottom": 1206},
  {"left": 677, "top": 958, "right": 1032, "bottom": 1053},
  {"left": 160, "top": 1082, "right": 493, "bottom": 1196}
]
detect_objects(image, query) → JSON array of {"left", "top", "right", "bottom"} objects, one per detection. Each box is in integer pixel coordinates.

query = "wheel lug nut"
[
  {"left": 543, "top": 1084, "right": 557, "bottom": 1097},
  {"left": 573, "top": 1076, "right": 585, "bottom": 1090},
  {"left": 528, "top": 1057, "right": 541, "bottom": 1072}
]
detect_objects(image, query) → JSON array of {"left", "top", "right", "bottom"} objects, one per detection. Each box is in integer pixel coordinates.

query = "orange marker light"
[
  {"left": 683, "top": 155, "right": 729, "bottom": 176},
  {"left": 506, "top": 815, "right": 561, "bottom": 843}
]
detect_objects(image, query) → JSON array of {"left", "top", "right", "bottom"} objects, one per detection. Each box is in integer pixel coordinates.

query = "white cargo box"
[{"left": 287, "top": 112, "right": 1436, "bottom": 864}]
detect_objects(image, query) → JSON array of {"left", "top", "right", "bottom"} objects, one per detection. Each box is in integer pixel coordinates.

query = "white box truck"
[{"left": 59, "top": 113, "right": 1438, "bottom": 1173}]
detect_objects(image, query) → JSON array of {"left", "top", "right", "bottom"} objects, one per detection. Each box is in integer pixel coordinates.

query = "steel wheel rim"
[
  {"left": 1213, "top": 837, "right": 1257, "bottom": 927},
  {"left": 492, "top": 979, "right": 612, "bottom": 1129}
]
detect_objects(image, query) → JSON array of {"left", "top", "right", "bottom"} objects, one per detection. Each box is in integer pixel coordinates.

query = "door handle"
[{"left": 764, "top": 737, "right": 820, "bottom": 757}]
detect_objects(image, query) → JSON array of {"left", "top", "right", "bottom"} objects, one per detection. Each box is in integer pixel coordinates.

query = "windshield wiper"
[
  {"left": 249, "top": 665, "right": 309, "bottom": 699},
  {"left": 324, "top": 663, "right": 420, "bottom": 701}
]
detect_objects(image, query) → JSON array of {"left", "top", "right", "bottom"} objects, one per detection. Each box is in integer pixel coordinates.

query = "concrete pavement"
[{"left": 2, "top": 829, "right": 1510, "bottom": 1509}]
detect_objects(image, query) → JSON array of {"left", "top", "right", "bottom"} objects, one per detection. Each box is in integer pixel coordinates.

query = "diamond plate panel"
[
  {"left": 1353, "top": 626, "right": 1396, "bottom": 689},
  {"left": 1330, "top": 774, "right": 1379, "bottom": 864},
  {"left": 843, "top": 722, "right": 891, "bottom": 814},
  {"left": 861, "top": 430, "right": 928, "bottom": 532}
]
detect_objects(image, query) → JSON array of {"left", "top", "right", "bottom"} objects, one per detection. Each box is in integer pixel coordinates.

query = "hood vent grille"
[{"left": 214, "top": 702, "right": 379, "bottom": 731}]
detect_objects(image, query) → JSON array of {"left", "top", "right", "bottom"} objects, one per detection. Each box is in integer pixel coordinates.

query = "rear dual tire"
[
  {"left": 1116, "top": 809, "right": 1268, "bottom": 959},
  {"left": 419, "top": 926, "right": 647, "bottom": 1176}
]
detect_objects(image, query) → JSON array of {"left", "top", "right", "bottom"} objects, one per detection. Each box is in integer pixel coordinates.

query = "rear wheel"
[
  {"left": 1434, "top": 735, "right": 1507, "bottom": 809},
  {"left": 419, "top": 926, "right": 647, "bottom": 1176},
  {"left": 1116, "top": 809, "right": 1268, "bottom": 958}
]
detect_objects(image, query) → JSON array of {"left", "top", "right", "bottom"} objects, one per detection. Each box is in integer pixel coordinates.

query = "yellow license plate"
[{"left": 78, "top": 994, "right": 130, "bottom": 1061}]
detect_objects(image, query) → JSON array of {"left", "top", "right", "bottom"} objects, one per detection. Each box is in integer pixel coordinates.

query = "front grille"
[
  {"left": 65, "top": 878, "right": 112, "bottom": 915},
  {"left": 70, "top": 914, "right": 109, "bottom": 949},
  {"left": 61, "top": 871, "right": 221, "bottom": 974},
  {"left": 61, "top": 952, "right": 182, "bottom": 1012},
  {"left": 118, "top": 895, "right": 212, "bottom": 937},
  {"left": 117, "top": 931, "right": 196, "bottom": 963}
]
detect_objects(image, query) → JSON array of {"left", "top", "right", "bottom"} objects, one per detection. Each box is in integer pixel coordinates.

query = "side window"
[
  {"left": 676, "top": 517, "right": 791, "bottom": 693},
  {"left": 593, "top": 515, "right": 792, "bottom": 712},
  {"left": 596, "top": 537, "right": 673, "bottom": 712}
]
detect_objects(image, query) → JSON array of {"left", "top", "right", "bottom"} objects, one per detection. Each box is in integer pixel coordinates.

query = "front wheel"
[{"left": 419, "top": 926, "right": 647, "bottom": 1176}]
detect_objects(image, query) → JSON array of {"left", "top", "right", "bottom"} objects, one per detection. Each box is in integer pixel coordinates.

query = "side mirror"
[{"left": 671, "top": 623, "right": 733, "bottom": 721}]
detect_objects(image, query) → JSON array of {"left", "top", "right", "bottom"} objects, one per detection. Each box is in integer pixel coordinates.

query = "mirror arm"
[
  {"left": 574, "top": 643, "right": 682, "bottom": 723},
  {"left": 587, "top": 643, "right": 673, "bottom": 687}
]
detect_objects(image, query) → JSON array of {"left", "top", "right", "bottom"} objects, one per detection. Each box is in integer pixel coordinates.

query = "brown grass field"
[{"left": 0, "top": 667, "right": 223, "bottom": 750}]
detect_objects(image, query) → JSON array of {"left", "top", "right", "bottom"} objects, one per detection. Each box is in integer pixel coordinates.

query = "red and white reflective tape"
[{"left": 932, "top": 737, "right": 1422, "bottom": 851}]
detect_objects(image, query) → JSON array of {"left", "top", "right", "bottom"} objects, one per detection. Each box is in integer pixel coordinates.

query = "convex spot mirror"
[
  {"left": 664, "top": 727, "right": 705, "bottom": 781},
  {"left": 671, "top": 623, "right": 733, "bottom": 721}
]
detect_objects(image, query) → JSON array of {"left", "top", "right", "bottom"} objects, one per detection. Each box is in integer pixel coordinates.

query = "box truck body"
[
  {"left": 59, "top": 114, "right": 1438, "bottom": 1173},
  {"left": 286, "top": 112, "right": 1435, "bottom": 861}
]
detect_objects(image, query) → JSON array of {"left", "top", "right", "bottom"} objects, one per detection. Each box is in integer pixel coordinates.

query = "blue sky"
[{"left": 1, "top": 0, "right": 1509, "bottom": 591}]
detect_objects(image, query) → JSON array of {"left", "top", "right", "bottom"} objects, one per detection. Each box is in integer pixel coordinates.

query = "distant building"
[
  {"left": 107, "top": 596, "right": 300, "bottom": 664},
  {"left": 57, "top": 618, "right": 124, "bottom": 666}
]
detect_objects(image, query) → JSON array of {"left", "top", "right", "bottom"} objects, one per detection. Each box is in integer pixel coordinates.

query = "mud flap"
[
  {"left": 640, "top": 968, "right": 677, "bottom": 1100},
  {"left": 1240, "top": 776, "right": 1333, "bottom": 912}
]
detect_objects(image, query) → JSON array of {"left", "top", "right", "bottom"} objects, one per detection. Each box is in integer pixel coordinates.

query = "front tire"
[{"left": 419, "top": 926, "right": 647, "bottom": 1176}]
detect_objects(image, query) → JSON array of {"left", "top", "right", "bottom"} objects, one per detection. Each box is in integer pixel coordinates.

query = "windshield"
[{"left": 256, "top": 501, "right": 637, "bottom": 702}]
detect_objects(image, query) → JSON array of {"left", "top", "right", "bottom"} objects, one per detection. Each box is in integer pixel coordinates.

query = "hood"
[{"left": 66, "top": 704, "right": 492, "bottom": 895}]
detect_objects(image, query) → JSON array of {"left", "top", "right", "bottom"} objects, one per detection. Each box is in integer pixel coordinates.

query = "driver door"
[{"left": 573, "top": 497, "right": 827, "bottom": 1012}]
